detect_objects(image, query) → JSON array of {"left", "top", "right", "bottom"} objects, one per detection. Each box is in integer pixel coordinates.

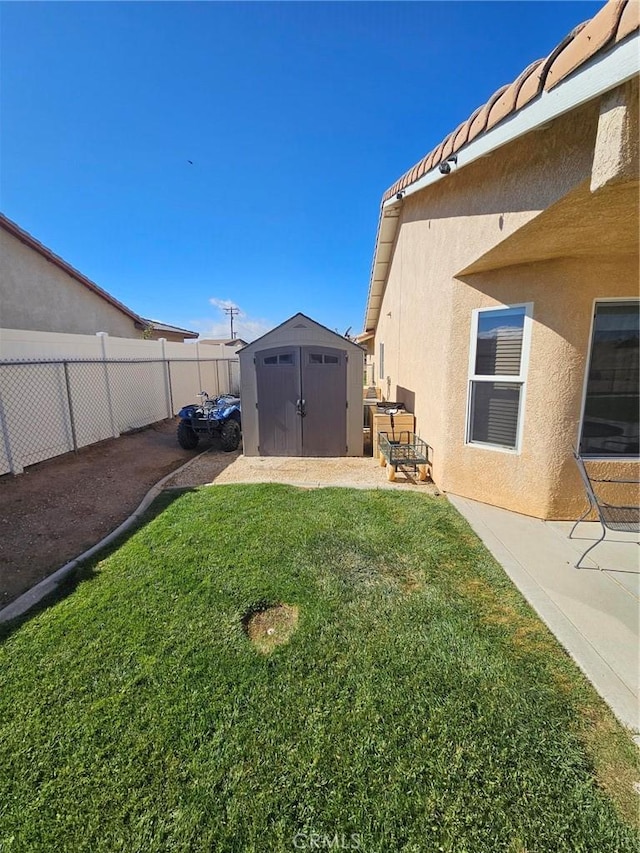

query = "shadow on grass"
[{"left": 0, "top": 488, "right": 197, "bottom": 643}]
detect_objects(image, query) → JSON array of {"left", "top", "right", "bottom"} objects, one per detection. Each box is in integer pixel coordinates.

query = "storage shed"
[{"left": 239, "top": 313, "right": 364, "bottom": 457}]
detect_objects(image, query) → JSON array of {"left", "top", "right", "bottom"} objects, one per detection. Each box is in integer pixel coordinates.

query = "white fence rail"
[{"left": 0, "top": 329, "right": 240, "bottom": 475}]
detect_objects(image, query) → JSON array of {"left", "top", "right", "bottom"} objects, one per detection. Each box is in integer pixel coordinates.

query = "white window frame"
[
  {"left": 465, "top": 302, "right": 533, "bottom": 454},
  {"left": 578, "top": 297, "right": 640, "bottom": 460},
  {"left": 379, "top": 342, "right": 385, "bottom": 381}
]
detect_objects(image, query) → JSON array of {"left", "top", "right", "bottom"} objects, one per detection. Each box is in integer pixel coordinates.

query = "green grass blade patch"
[{"left": 0, "top": 485, "right": 637, "bottom": 852}]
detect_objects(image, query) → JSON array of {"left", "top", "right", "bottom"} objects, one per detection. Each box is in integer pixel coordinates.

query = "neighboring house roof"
[
  {"left": 141, "top": 319, "right": 199, "bottom": 339},
  {"left": 199, "top": 337, "right": 249, "bottom": 346},
  {"left": 0, "top": 212, "right": 145, "bottom": 329},
  {"left": 363, "top": 0, "right": 640, "bottom": 333}
]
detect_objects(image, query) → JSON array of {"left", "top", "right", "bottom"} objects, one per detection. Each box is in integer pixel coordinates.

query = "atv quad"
[{"left": 177, "top": 392, "right": 242, "bottom": 452}]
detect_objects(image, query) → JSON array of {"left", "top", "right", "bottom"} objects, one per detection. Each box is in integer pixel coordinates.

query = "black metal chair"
[{"left": 570, "top": 449, "right": 640, "bottom": 569}]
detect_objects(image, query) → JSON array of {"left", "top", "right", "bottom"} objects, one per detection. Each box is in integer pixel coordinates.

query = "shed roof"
[{"left": 239, "top": 313, "right": 364, "bottom": 354}]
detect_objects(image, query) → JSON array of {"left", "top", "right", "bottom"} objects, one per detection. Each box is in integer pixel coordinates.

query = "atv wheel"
[
  {"left": 220, "top": 419, "right": 241, "bottom": 452},
  {"left": 177, "top": 422, "right": 199, "bottom": 450}
]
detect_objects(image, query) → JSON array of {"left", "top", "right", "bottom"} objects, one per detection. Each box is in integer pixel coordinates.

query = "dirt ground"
[
  {"left": 0, "top": 420, "right": 239, "bottom": 609},
  {"left": 1, "top": 421, "right": 435, "bottom": 610}
]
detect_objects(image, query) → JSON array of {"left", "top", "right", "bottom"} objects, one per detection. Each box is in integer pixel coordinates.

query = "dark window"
[
  {"left": 264, "top": 353, "right": 294, "bottom": 366},
  {"left": 309, "top": 353, "right": 339, "bottom": 365},
  {"left": 469, "top": 382, "right": 521, "bottom": 449},
  {"left": 580, "top": 301, "right": 639, "bottom": 457}
]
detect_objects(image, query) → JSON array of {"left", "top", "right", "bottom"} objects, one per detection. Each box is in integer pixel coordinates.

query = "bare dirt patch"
[
  {"left": 242, "top": 603, "right": 299, "bottom": 654},
  {"left": 0, "top": 420, "right": 239, "bottom": 609}
]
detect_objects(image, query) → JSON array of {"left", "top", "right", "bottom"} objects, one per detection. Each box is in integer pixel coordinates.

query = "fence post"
[
  {"left": 159, "top": 338, "right": 173, "bottom": 418},
  {"left": 63, "top": 361, "right": 79, "bottom": 453},
  {"left": 97, "top": 332, "right": 119, "bottom": 438},
  {"left": 0, "top": 381, "right": 22, "bottom": 475},
  {"left": 195, "top": 341, "right": 203, "bottom": 393},
  {"left": 227, "top": 359, "right": 232, "bottom": 394}
]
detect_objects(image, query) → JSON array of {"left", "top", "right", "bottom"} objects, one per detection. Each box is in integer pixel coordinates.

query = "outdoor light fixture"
[
  {"left": 396, "top": 191, "right": 404, "bottom": 200},
  {"left": 439, "top": 154, "right": 458, "bottom": 175}
]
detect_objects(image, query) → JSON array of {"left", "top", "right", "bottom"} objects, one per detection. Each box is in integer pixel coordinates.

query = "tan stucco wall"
[
  {"left": 374, "top": 92, "right": 639, "bottom": 519},
  {"left": 445, "top": 256, "right": 639, "bottom": 518},
  {"left": 591, "top": 77, "right": 639, "bottom": 191},
  {"left": 0, "top": 229, "right": 141, "bottom": 338}
]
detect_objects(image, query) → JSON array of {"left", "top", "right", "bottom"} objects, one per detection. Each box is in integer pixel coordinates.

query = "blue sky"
[{"left": 1, "top": 1, "right": 602, "bottom": 341}]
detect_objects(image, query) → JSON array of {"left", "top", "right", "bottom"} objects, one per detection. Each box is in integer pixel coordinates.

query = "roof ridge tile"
[
  {"left": 616, "top": 0, "right": 640, "bottom": 41},
  {"left": 545, "top": 1, "right": 626, "bottom": 91},
  {"left": 486, "top": 59, "right": 544, "bottom": 130}
]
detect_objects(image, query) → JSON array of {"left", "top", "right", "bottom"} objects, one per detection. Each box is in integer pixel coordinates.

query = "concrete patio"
[{"left": 449, "top": 494, "right": 639, "bottom": 733}]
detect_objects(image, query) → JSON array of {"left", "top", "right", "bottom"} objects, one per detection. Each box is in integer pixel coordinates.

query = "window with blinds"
[{"left": 466, "top": 305, "right": 531, "bottom": 451}]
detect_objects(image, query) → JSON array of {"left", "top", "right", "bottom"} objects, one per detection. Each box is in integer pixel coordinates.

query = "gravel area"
[{"left": 165, "top": 452, "right": 438, "bottom": 492}]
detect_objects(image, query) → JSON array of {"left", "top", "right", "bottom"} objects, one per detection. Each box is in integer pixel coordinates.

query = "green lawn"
[{"left": 1, "top": 485, "right": 638, "bottom": 852}]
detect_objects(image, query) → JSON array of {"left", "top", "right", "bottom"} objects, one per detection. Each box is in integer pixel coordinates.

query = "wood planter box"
[{"left": 372, "top": 412, "right": 415, "bottom": 457}]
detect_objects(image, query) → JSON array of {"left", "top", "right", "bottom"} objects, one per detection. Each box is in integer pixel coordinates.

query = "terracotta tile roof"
[
  {"left": 0, "top": 212, "right": 145, "bottom": 327},
  {"left": 382, "top": 1, "right": 638, "bottom": 203}
]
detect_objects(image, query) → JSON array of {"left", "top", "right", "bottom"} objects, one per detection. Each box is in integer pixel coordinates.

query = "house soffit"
[{"left": 458, "top": 177, "right": 639, "bottom": 275}]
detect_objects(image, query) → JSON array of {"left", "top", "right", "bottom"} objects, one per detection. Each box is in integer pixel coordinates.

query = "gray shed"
[{"left": 239, "top": 313, "right": 364, "bottom": 457}]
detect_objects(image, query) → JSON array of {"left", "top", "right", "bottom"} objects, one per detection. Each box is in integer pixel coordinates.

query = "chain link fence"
[{"left": 0, "top": 357, "right": 240, "bottom": 475}]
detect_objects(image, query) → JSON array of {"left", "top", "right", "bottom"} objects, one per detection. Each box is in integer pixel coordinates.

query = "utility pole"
[{"left": 224, "top": 306, "right": 240, "bottom": 339}]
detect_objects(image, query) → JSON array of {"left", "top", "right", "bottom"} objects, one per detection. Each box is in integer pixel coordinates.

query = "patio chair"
[{"left": 569, "top": 449, "right": 640, "bottom": 569}]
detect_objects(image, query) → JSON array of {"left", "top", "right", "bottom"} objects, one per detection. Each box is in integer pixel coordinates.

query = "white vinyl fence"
[{"left": 0, "top": 329, "right": 240, "bottom": 475}]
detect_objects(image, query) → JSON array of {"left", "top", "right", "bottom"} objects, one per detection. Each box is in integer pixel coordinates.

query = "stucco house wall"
[
  {"left": 444, "top": 255, "right": 638, "bottom": 518},
  {"left": 0, "top": 225, "right": 142, "bottom": 338},
  {"left": 373, "top": 82, "right": 638, "bottom": 519},
  {"left": 375, "top": 103, "right": 598, "bottom": 472}
]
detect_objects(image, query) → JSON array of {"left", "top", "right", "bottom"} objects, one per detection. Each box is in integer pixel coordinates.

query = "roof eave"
[{"left": 362, "top": 31, "right": 640, "bottom": 335}]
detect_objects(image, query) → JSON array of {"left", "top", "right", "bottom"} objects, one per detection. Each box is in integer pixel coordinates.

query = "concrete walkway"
[{"left": 449, "top": 494, "right": 639, "bottom": 732}]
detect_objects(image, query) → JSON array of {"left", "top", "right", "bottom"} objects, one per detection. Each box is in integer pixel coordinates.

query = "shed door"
[
  {"left": 255, "top": 345, "right": 348, "bottom": 456},
  {"left": 301, "top": 346, "right": 347, "bottom": 457},
  {"left": 256, "top": 347, "right": 302, "bottom": 456}
]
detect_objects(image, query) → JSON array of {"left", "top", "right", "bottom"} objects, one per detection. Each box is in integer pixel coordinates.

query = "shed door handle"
[{"left": 296, "top": 399, "right": 306, "bottom": 417}]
